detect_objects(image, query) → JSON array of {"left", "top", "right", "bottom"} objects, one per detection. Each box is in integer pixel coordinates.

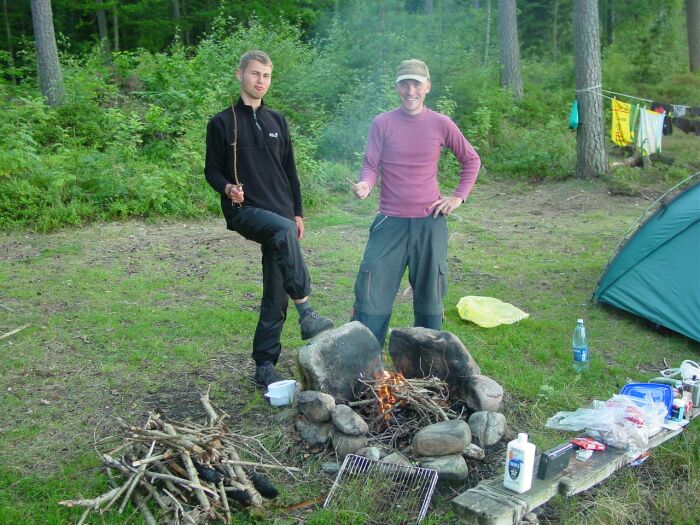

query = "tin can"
[{"left": 682, "top": 378, "right": 700, "bottom": 406}]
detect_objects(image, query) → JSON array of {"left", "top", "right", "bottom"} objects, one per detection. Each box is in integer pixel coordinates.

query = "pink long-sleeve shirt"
[{"left": 359, "top": 107, "right": 481, "bottom": 218}]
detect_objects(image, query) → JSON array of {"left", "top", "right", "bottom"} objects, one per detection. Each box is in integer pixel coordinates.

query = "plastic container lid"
[{"left": 619, "top": 383, "right": 673, "bottom": 417}]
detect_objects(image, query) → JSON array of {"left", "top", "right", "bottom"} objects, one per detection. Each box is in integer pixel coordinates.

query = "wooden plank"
[
  {"left": 451, "top": 410, "right": 698, "bottom": 524},
  {"left": 451, "top": 458, "right": 560, "bottom": 525}
]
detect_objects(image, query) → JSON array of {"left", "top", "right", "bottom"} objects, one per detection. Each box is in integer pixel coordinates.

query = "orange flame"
[{"left": 375, "top": 370, "right": 405, "bottom": 418}]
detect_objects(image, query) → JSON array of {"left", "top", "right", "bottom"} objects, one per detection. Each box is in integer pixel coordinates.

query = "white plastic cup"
[{"left": 264, "top": 380, "right": 297, "bottom": 406}]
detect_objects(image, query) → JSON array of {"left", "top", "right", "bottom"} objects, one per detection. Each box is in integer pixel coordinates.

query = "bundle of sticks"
[
  {"left": 59, "top": 391, "right": 300, "bottom": 524},
  {"left": 349, "top": 373, "right": 462, "bottom": 448}
]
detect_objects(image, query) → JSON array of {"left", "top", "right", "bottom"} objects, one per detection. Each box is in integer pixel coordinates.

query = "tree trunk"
[
  {"left": 30, "top": 0, "right": 64, "bottom": 106},
  {"left": 498, "top": 0, "right": 523, "bottom": 100},
  {"left": 2, "top": 0, "right": 15, "bottom": 84},
  {"left": 552, "top": 0, "right": 559, "bottom": 58},
  {"left": 688, "top": 0, "right": 700, "bottom": 72},
  {"left": 472, "top": 0, "right": 480, "bottom": 8},
  {"left": 484, "top": 0, "right": 491, "bottom": 65},
  {"left": 424, "top": 0, "right": 433, "bottom": 15},
  {"left": 604, "top": 0, "right": 614, "bottom": 46},
  {"left": 573, "top": 0, "right": 607, "bottom": 178},
  {"left": 182, "top": 0, "right": 190, "bottom": 46},
  {"left": 112, "top": 5, "right": 119, "bottom": 52},
  {"left": 96, "top": 0, "right": 110, "bottom": 54}
]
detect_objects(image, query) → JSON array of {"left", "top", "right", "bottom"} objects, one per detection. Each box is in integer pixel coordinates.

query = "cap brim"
[{"left": 395, "top": 74, "right": 428, "bottom": 84}]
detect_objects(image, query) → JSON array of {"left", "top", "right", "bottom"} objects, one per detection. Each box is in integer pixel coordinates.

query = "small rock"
[
  {"left": 332, "top": 404, "right": 369, "bottom": 436},
  {"left": 418, "top": 454, "right": 469, "bottom": 482},
  {"left": 382, "top": 452, "right": 413, "bottom": 466},
  {"left": 295, "top": 417, "right": 333, "bottom": 446},
  {"left": 523, "top": 511, "right": 539, "bottom": 523},
  {"left": 412, "top": 419, "right": 471, "bottom": 457},
  {"left": 356, "top": 446, "right": 381, "bottom": 461},
  {"left": 322, "top": 462, "right": 340, "bottom": 475},
  {"left": 297, "top": 391, "right": 336, "bottom": 423},
  {"left": 464, "top": 375, "right": 504, "bottom": 412},
  {"left": 461, "top": 443, "right": 486, "bottom": 461},
  {"left": 468, "top": 411, "right": 506, "bottom": 447},
  {"left": 330, "top": 428, "right": 367, "bottom": 458}
]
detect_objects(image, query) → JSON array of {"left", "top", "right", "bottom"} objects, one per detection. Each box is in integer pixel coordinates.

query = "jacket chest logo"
[{"left": 268, "top": 132, "right": 279, "bottom": 138}]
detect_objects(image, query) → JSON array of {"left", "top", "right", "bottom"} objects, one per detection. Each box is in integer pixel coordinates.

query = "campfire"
[{"left": 349, "top": 371, "right": 462, "bottom": 448}]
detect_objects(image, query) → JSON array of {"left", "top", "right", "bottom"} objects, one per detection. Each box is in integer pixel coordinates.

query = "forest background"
[
  {"left": 1, "top": 1, "right": 700, "bottom": 524},
  {"left": 2, "top": 0, "right": 700, "bottom": 230}
]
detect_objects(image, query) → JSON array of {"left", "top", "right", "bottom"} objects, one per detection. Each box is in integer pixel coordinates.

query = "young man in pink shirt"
[{"left": 351, "top": 59, "right": 481, "bottom": 346}]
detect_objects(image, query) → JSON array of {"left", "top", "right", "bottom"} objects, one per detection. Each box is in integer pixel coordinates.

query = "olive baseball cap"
[{"left": 395, "top": 59, "right": 430, "bottom": 83}]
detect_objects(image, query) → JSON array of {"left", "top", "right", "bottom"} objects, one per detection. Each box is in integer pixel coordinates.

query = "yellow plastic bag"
[{"left": 456, "top": 296, "right": 529, "bottom": 328}]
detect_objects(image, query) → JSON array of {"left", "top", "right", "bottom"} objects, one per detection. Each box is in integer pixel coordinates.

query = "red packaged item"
[{"left": 571, "top": 437, "right": 606, "bottom": 451}]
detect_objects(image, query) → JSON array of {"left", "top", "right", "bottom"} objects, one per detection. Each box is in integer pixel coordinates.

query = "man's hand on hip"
[
  {"left": 295, "top": 216, "right": 304, "bottom": 240},
  {"left": 430, "top": 195, "right": 462, "bottom": 217}
]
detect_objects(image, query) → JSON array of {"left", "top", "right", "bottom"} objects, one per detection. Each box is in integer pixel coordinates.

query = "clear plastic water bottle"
[{"left": 572, "top": 319, "right": 589, "bottom": 372}]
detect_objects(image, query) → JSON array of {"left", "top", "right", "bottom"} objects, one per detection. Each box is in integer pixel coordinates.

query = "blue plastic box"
[{"left": 619, "top": 383, "right": 673, "bottom": 417}]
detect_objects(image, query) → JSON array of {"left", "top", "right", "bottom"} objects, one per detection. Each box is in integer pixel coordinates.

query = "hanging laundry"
[
  {"left": 672, "top": 117, "right": 700, "bottom": 136},
  {"left": 629, "top": 104, "right": 641, "bottom": 140},
  {"left": 651, "top": 102, "right": 673, "bottom": 135},
  {"left": 611, "top": 99, "right": 633, "bottom": 146},
  {"left": 672, "top": 104, "right": 688, "bottom": 117},
  {"left": 636, "top": 109, "right": 665, "bottom": 156},
  {"left": 568, "top": 100, "right": 579, "bottom": 131}
]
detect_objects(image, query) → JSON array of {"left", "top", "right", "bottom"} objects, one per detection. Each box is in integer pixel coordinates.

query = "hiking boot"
[
  {"left": 299, "top": 310, "right": 334, "bottom": 340},
  {"left": 254, "top": 363, "right": 285, "bottom": 388}
]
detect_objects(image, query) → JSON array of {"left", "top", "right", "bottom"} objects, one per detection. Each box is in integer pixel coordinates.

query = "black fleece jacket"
[{"left": 205, "top": 98, "right": 302, "bottom": 223}]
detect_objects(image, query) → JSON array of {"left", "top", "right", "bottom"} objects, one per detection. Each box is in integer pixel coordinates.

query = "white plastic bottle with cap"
[{"left": 503, "top": 433, "right": 536, "bottom": 493}]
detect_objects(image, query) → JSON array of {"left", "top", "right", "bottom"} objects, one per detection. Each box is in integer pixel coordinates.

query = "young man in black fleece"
[{"left": 204, "top": 50, "right": 333, "bottom": 388}]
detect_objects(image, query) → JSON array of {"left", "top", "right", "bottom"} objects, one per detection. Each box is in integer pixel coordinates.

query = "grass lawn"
[{"left": 1, "top": 175, "right": 698, "bottom": 524}]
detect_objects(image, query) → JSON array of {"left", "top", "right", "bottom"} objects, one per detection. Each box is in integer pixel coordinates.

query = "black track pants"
[{"left": 227, "top": 206, "right": 311, "bottom": 365}]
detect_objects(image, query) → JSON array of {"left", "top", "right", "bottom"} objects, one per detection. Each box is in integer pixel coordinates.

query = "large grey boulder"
[
  {"left": 467, "top": 411, "right": 506, "bottom": 447},
  {"left": 332, "top": 404, "right": 369, "bottom": 436},
  {"left": 412, "top": 419, "right": 472, "bottom": 457},
  {"left": 388, "top": 328, "right": 481, "bottom": 400},
  {"left": 297, "top": 391, "right": 336, "bottom": 423},
  {"left": 418, "top": 454, "right": 469, "bottom": 482},
  {"left": 464, "top": 375, "right": 504, "bottom": 412},
  {"left": 298, "top": 322, "right": 385, "bottom": 403}
]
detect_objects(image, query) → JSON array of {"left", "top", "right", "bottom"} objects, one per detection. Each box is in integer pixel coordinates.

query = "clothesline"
[{"left": 576, "top": 84, "right": 692, "bottom": 109}]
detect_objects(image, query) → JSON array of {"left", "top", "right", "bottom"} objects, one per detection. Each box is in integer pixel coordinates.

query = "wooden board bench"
[{"left": 450, "top": 409, "right": 697, "bottom": 525}]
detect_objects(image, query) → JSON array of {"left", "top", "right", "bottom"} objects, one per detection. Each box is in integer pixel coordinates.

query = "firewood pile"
[
  {"left": 350, "top": 373, "right": 462, "bottom": 448},
  {"left": 59, "top": 391, "right": 300, "bottom": 524}
]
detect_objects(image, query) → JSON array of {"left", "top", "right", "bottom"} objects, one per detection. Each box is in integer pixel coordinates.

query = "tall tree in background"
[
  {"left": 96, "top": 0, "right": 110, "bottom": 54},
  {"left": 3, "top": 0, "right": 16, "bottom": 83},
  {"left": 573, "top": 0, "right": 606, "bottom": 178},
  {"left": 498, "top": 0, "right": 523, "bottom": 100},
  {"left": 30, "top": 0, "right": 64, "bottom": 106},
  {"left": 688, "top": 0, "right": 700, "bottom": 72},
  {"left": 484, "top": 0, "right": 491, "bottom": 65}
]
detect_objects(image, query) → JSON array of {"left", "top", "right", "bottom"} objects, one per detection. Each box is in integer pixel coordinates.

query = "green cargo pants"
[{"left": 352, "top": 213, "right": 448, "bottom": 346}]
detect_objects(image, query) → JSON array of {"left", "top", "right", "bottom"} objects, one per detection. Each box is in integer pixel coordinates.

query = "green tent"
[{"left": 594, "top": 175, "right": 700, "bottom": 343}]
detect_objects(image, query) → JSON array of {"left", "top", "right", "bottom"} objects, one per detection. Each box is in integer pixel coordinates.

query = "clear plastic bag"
[{"left": 545, "top": 393, "right": 667, "bottom": 457}]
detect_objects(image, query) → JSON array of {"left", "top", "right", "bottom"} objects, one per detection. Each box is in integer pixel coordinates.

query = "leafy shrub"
[{"left": 488, "top": 120, "right": 576, "bottom": 180}]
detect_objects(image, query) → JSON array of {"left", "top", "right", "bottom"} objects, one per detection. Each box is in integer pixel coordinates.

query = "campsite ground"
[{"left": 1, "top": 173, "right": 698, "bottom": 524}]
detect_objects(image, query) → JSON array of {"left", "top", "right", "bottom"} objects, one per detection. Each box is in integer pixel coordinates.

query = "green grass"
[{"left": 0, "top": 176, "right": 698, "bottom": 524}]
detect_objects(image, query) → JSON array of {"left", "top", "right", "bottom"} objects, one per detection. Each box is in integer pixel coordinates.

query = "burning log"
[
  {"left": 351, "top": 372, "right": 461, "bottom": 448},
  {"left": 60, "top": 391, "right": 295, "bottom": 524}
]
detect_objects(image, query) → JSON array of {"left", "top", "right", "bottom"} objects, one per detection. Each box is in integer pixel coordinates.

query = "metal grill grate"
[{"left": 323, "top": 454, "right": 439, "bottom": 524}]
